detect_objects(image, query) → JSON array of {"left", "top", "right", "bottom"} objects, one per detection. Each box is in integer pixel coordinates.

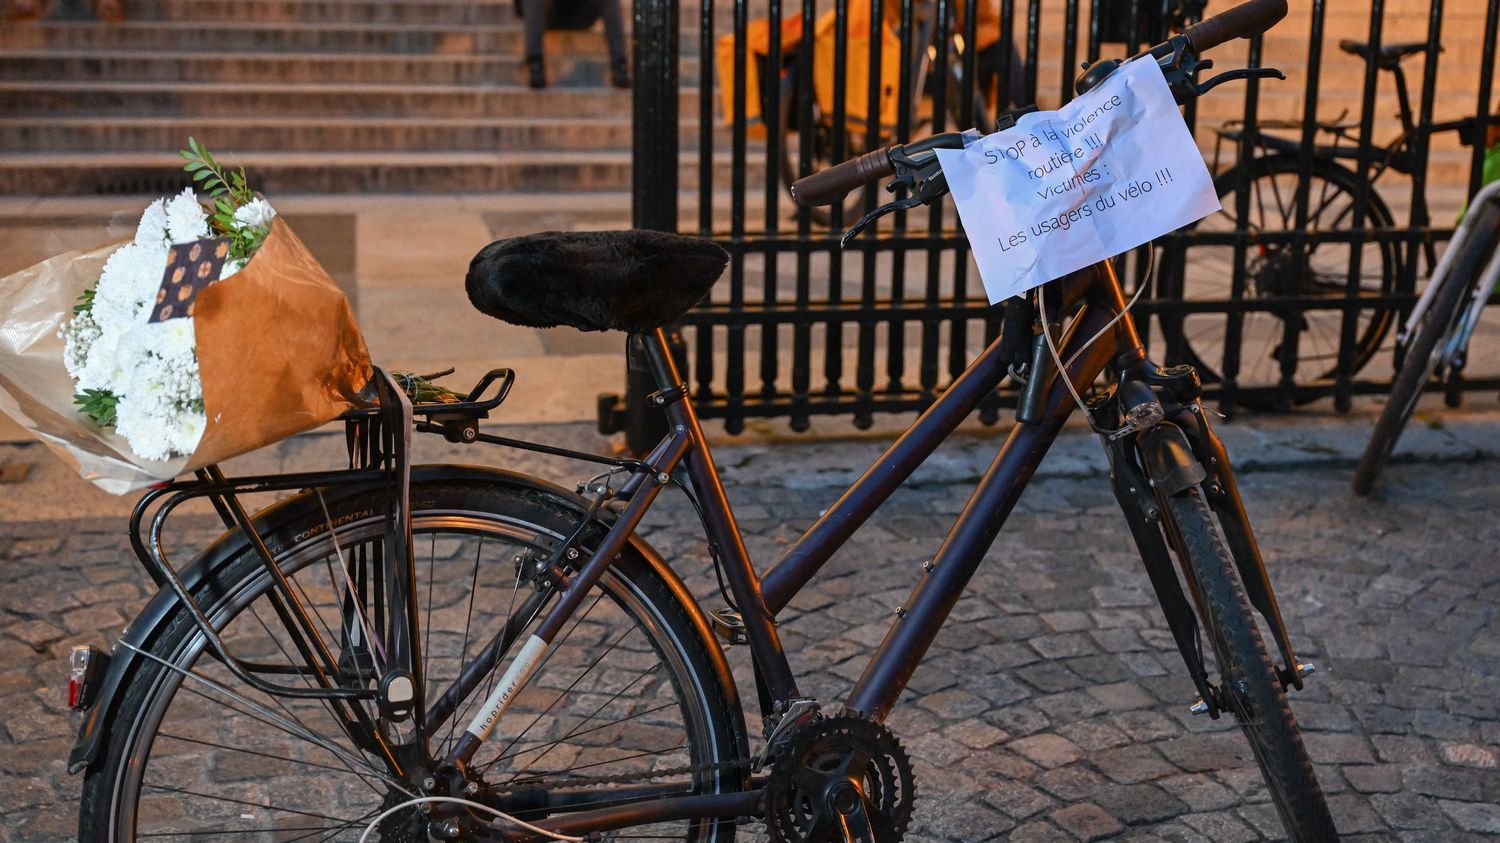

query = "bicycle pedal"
[{"left": 710, "top": 608, "right": 749, "bottom": 645}]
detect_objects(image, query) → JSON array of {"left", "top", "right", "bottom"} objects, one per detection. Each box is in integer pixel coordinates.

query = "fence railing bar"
[
  {"left": 1024, "top": 0, "right": 1039, "bottom": 103},
  {"left": 1470, "top": 0, "right": 1499, "bottom": 198},
  {"left": 1336, "top": 0, "right": 1386, "bottom": 413},
  {"left": 885, "top": 0, "right": 919, "bottom": 398},
  {"left": 723, "top": 0, "right": 750, "bottom": 432},
  {"left": 760, "top": 0, "right": 785, "bottom": 403}
]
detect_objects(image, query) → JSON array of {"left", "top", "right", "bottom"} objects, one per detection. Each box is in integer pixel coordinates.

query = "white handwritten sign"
[{"left": 935, "top": 57, "right": 1219, "bottom": 304}]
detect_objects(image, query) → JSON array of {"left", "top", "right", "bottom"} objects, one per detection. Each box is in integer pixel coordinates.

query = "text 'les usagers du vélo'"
[{"left": 936, "top": 57, "right": 1221, "bottom": 304}]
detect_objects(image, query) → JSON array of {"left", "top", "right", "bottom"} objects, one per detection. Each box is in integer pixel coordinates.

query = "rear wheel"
[
  {"left": 80, "top": 479, "right": 748, "bottom": 841},
  {"left": 1354, "top": 200, "right": 1500, "bottom": 495},
  {"left": 1160, "top": 488, "right": 1339, "bottom": 842},
  {"left": 1171, "top": 155, "right": 1398, "bottom": 400}
]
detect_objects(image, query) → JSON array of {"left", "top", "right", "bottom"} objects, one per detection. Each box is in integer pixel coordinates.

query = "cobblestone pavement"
[{"left": 1, "top": 415, "right": 1498, "bottom": 841}]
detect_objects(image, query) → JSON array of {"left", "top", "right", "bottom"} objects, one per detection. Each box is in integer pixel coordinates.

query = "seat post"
[
  {"left": 1391, "top": 63, "right": 1416, "bottom": 134},
  {"left": 638, "top": 328, "right": 687, "bottom": 395},
  {"left": 620, "top": 329, "right": 690, "bottom": 455}
]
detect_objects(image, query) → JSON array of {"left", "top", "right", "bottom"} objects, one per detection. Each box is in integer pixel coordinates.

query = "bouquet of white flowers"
[{"left": 0, "top": 140, "right": 372, "bottom": 492}]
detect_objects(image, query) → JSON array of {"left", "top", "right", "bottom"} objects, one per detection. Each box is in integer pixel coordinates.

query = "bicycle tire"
[
  {"left": 80, "top": 478, "right": 748, "bottom": 841},
  {"left": 1170, "top": 154, "right": 1398, "bottom": 399},
  {"left": 1354, "top": 200, "right": 1500, "bottom": 495},
  {"left": 1161, "top": 488, "right": 1339, "bottom": 842}
]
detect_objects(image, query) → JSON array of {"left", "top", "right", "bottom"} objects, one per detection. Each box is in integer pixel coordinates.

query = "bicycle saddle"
[
  {"left": 1338, "top": 39, "right": 1437, "bottom": 69},
  {"left": 466, "top": 230, "right": 728, "bottom": 333}
]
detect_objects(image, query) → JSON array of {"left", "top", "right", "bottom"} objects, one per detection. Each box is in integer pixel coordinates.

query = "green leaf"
[
  {"left": 71, "top": 286, "right": 97, "bottom": 315},
  {"left": 74, "top": 388, "right": 119, "bottom": 428}
]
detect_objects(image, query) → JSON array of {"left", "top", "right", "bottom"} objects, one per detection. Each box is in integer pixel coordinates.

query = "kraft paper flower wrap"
[{"left": 0, "top": 218, "right": 373, "bottom": 494}]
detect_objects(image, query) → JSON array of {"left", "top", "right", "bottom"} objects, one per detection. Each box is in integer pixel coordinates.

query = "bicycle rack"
[{"left": 124, "top": 366, "right": 516, "bottom": 704}]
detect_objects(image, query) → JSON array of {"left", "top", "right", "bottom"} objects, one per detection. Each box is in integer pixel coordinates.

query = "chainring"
[{"left": 764, "top": 715, "right": 916, "bottom": 843}]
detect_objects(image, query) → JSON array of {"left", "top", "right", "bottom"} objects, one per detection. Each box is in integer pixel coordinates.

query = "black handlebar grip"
[
  {"left": 790, "top": 147, "right": 896, "bottom": 207},
  {"left": 1180, "top": 0, "right": 1288, "bottom": 52}
]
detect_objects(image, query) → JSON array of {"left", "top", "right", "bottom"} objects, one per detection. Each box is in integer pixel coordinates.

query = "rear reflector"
[{"left": 68, "top": 645, "right": 109, "bottom": 711}]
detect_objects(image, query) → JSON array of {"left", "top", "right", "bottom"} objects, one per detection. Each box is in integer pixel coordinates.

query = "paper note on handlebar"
[{"left": 936, "top": 58, "right": 1219, "bottom": 304}]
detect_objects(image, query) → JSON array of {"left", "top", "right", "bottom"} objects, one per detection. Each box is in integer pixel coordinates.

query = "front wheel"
[
  {"left": 80, "top": 478, "right": 748, "bottom": 841},
  {"left": 1161, "top": 488, "right": 1339, "bottom": 842}
]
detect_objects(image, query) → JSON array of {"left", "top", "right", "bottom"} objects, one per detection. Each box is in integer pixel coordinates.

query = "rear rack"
[{"left": 123, "top": 366, "right": 513, "bottom": 704}]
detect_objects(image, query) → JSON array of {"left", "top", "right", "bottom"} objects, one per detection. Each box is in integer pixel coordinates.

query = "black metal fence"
[{"left": 611, "top": 0, "right": 1499, "bottom": 442}]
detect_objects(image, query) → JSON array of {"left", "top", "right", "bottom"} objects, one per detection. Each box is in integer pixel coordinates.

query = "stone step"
[
  {"left": 123, "top": 0, "right": 521, "bottom": 25},
  {"left": 0, "top": 115, "right": 730, "bottom": 152},
  {"left": 0, "top": 150, "right": 767, "bottom": 196},
  {"left": 0, "top": 80, "right": 684, "bottom": 118},
  {"left": 0, "top": 49, "right": 704, "bottom": 87},
  {"left": 0, "top": 20, "right": 705, "bottom": 56}
]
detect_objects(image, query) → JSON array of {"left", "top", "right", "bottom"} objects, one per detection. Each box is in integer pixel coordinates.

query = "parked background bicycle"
[
  {"left": 1161, "top": 38, "right": 1500, "bottom": 403},
  {"left": 1354, "top": 177, "right": 1500, "bottom": 494}
]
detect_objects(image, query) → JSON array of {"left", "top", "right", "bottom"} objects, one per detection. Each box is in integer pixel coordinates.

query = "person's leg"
[
  {"left": 523, "top": 0, "right": 547, "bottom": 88},
  {"left": 601, "top": 0, "right": 630, "bottom": 88}
]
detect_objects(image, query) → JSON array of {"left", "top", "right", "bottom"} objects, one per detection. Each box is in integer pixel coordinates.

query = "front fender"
[
  {"left": 1140, "top": 422, "right": 1207, "bottom": 498},
  {"left": 69, "top": 463, "right": 741, "bottom": 774}
]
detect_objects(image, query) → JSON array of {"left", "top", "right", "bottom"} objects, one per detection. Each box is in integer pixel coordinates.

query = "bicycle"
[
  {"left": 774, "top": 0, "right": 1015, "bottom": 227},
  {"left": 1164, "top": 36, "right": 1500, "bottom": 399},
  {"left": 65, "top": 2, "right": 1340, "bottom": 840},
  {"left": 1352, "top": 179, "right": 1500, "bottom": 495}
]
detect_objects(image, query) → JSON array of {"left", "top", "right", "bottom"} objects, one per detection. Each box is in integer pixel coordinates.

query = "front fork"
[{"left": 1093, "top": 360, "right": 1306, "bottom": 718}]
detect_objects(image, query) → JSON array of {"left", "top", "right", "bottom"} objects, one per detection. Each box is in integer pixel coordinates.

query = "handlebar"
[
  {"left": 790, "top": 0, "right": 1289, "bottom": 208},
  {"left": 1180, "top": 0, "right": 1287, "bottom": 52},
  {"left": 788, "top": 148, "right": 894, "bottom": 208}
]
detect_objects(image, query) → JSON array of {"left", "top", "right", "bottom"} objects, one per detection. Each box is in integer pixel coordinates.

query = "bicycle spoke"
[
  {"left": 154, "top": 731, "right": 379, "bottom": 782},
  {"left": 506, "top": 744, "right": 690, "bottom": 789},
  {"left": 285, "top": 806, "right": 385, "bottom": 843},
  {"left": 138, "top": 826, "right": 339, "bottom": 838},
  {"left": 488, "top": 700, "right": 679, "bottom": 768},
  {"left": 445, "top": 536, "right": 487, "bottom": 753},
  {"left": 242, "top": 601, "right": 391, "bottom": 796},
  {"left": 142, "top": 783, "right": 362, "bottom": 825},
  {"left": 476, "top": 593, "right": 615, "bottom": 771},
  {"left": 499, "top": 657, "right": 661, "bottom": 782},
  {"left": 142, "top": 649, "right": 393, "bottom": 785}
]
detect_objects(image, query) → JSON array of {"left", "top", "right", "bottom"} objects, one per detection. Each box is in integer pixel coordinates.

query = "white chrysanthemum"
[
  {"left": 76, "top": 325, "right": 128, "bottom": 394},
  {"left": 164, "top": 187, "right": 209, "bottom": 244},
  {"left": 113, "top": 322, "right": 204, "bottom": 461},
  {"left": 135, "top": 198, "right": 169, "bottom": 246},
  {"left": 169, "top": 408, "right": 207, "bottom": 456},
  {"left": 93, "top": 240, "right": 170, "bottom": 333},
  {"left": 232, "top": 198, "right": 275, "bottom": 230},
  {"left": 220, "top": 258, "right": 245, "bottom": 280}
]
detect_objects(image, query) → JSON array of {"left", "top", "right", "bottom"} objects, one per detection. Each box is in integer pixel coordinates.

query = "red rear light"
[{"left": 68, "top": 645, "right": 108, "bottom": 711}]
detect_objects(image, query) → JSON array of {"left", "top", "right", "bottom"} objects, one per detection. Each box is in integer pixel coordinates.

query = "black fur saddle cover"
[{"left": 466, "top": 230, "right": 729, "bottom": 333}]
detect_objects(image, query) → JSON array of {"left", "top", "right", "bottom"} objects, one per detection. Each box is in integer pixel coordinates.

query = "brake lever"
[
  {"left": 840, "top": 196, "right": 923, "bottom": 247},
  {"left": 839, "top": 159, "right": 949, "bottom": 247},
  {"left": 1196, "top": 66, "right": 1285, "bottom": 96}
]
